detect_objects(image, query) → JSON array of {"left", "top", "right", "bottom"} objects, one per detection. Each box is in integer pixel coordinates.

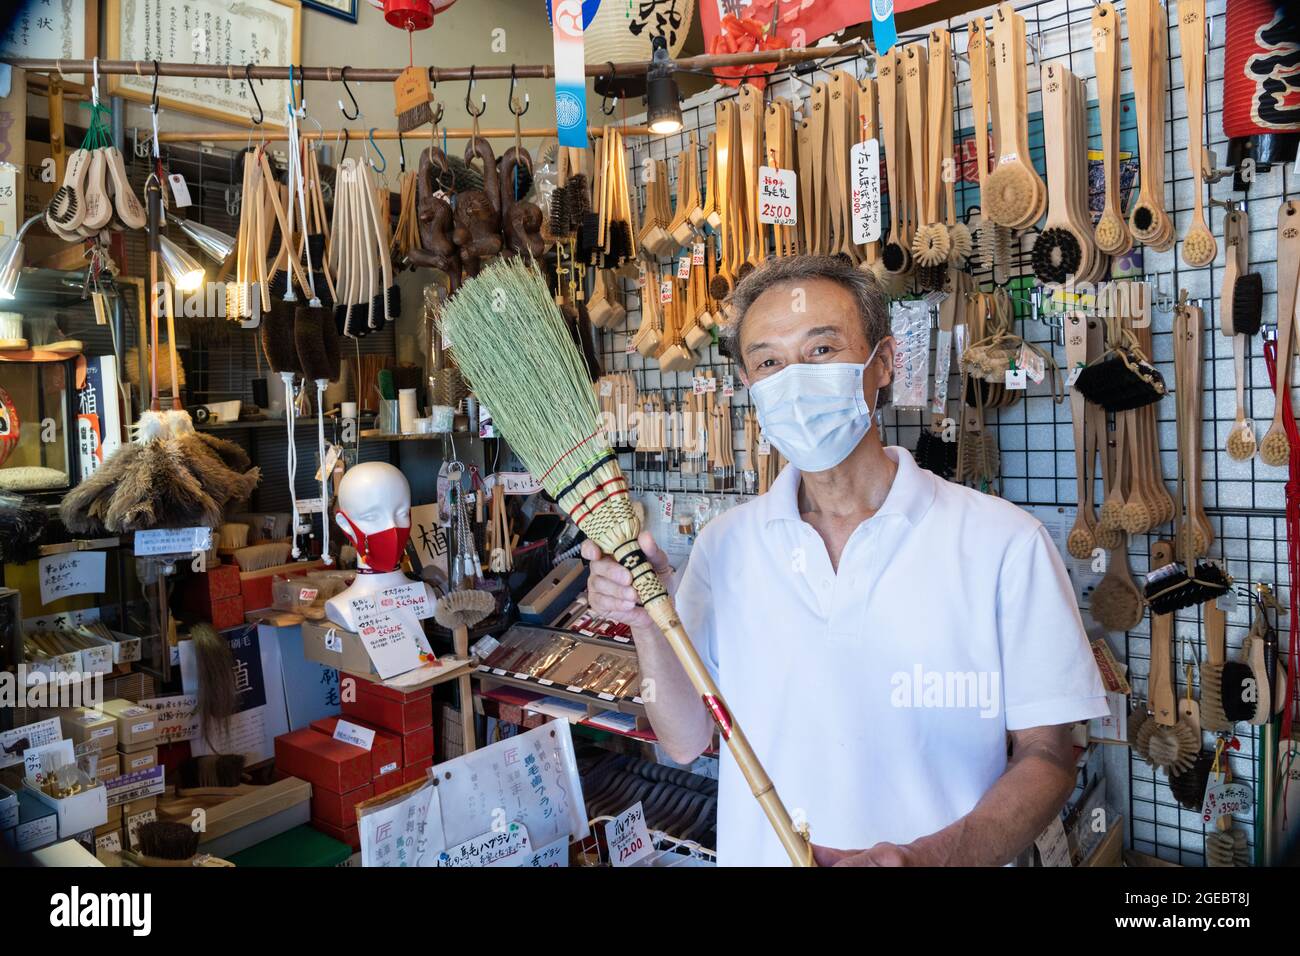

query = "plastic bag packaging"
[{"left": 890, "top": 299, "right": 932, "bottom": 410}]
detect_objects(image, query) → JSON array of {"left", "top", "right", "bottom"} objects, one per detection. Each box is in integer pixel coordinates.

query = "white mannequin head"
[{"left": 335, "top": 462, "right": 412, "bottom": 572}]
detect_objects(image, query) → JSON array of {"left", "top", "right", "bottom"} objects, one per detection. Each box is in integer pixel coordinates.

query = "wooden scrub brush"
[
  {"left": 1138, "top": 541, "right": 1201, "bottom": 775},
  {"left": 1260, "top": 201, "right": 1300, "bottom": 467},
  {"left": 435, "top": 588, "right": 495, "bottom": 755},
  {"left": 1199, "top": 601, "right": 1236, "bottom": 731}
]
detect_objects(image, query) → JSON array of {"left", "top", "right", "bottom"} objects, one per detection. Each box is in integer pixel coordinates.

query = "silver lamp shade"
[
  {"left": 0, "top": 214, "right": 43, "bottom": 300},
  {"left": 159, "top": 235, "right": 206, "bottom": 292},
  {"left": 177, "top": 217, "right": 237, "bottom": 264}
]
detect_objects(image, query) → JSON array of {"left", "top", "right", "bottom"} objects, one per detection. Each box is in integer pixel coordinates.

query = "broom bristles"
[{"left": 442, "top": 260, "right": 607, "bottom": 495}]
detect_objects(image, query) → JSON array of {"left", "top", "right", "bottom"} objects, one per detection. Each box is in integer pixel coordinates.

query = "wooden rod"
[
  {"left": 4, "top": 42, "right": 865, "bottom": 83},
  {"left": 156, "top": 125, "right": 652, "bottom": 144}
]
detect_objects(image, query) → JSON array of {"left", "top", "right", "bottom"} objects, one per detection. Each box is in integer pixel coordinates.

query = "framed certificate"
[
  {"left": 105, "top": 0, "right": 301, "bottom": 127},
  {"left": 303, "top": 0, "right": 358, "bottom": 24},
  {"left": 0, "top": 0, "right": 100, "bottom": 94}
]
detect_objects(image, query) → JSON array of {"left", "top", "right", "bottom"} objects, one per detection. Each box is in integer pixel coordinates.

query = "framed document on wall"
[
  {"left": 105, "top": 0, "right": 301, "bottom": 127},
  {"left": 303, "top": 0, "right": 358, "bottom": 24},
  {"left": 0, "top": 0, "right": 100, "bottom": 93}
]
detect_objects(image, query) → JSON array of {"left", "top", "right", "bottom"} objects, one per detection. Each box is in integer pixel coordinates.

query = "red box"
[
  {"left": 401, "top": 725, "right": 434, "bottom": 766},
  {"left": 208, "top": 594, "right": 245, "bottom": 631},
  {"left": 342, "top": 684, "right": 432, "bottom": 735},
  {"left": 402, "top": 758, "right": 432, "bottom": 784},
  {"left": 274, "top": 728, "right": 370, "bottom": 794},
  {"left": 310, "top": 716, "right": 403, "bottom": 782},
  {"left": 179, "top": 564, "right": 242, "bottom": 614},
  {"left": 311, "top": 781, "right": 373, "bottom": 828},
  {"left": 372, "top": 769, "right": 406, "bottom": 797},
  {"left": 343, "top": 675, "right": 432, "bottom": 704},
  {"left": 311, "top": 817, "right": 360, "bottom": 851}
]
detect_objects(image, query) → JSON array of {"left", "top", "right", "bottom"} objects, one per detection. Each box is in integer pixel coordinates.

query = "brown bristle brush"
[
  {"left": 1199, "top": 601, "right": 1235, "bottom": 731},
  {"left": 178, "top": 753, "right": 247, "bottom": 789},
  {"left": 134, "top": 821, "right": 200, "bottom": 863},
  {"left": 1139, "top": 541, "right": 1202, "bottom": 775},
  {"left": 233, "top": 541, "right": 292, "bottom": 571}
]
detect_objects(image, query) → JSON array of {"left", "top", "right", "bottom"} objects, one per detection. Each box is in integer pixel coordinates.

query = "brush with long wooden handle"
[{"left": 442, "top": 259, "right": 815, "bottom": 866}]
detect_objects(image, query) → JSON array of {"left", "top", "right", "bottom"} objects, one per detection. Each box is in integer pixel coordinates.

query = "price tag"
[
  {"left": 599, "top": 379, "right": 613, "bottom": 396},
  {"left": 606, "top": 801, "right": 654, "bottom": 867},
  {"left": 850, "top": 139, "right": 882, "bottom": 244},
  {"left": 1005, "top": 367, "right": 1027, "bottom": 390},
  {"left": 436, "top": 823, "right": 532, "bottom": 867},
  {"left": 691, "top": 241, "right": 705, "bottom": 265},
  {"left": 1033, "top": 816, "right": 1072, "bottom": 867},
  {"left": 168, "top": 173, "right": 193, "bottom": 208},
  {"left": 299, "top": 587, "right": 319, "bottom": 602},
  {"left": 314, "top": 443, "right": 343, "bottom": 483},
  {"left": 659, "top": 279, "right": 673, "bottom": 304},
  {"left": 757, "top": 437, "right": 772, "bottom": 457},
  {"left": 354, "top": 610, "right": 425, "bottom": 679},
  {"left": 379, "top": 581, "right": 434, "bottom": 620},
  {"left": 1202, "top": 779, "right": 1254, "bottom": 824},
  {"left": 677, "top": 255, "right": 691, "bottom": 280},
  {"left": 1018, "top": 345, "right": 1046, "bottom": 385},
  {"left": 659, "top": 493, "right": 674, "bottom": 520},
  {"left": 722, "top": 374, "right": 735, "bottom": 397},
  {"left": 484, "top": 471, "right": 544, "bottom": 495},
  {"left": 1066, "top": 363, "right": 1085, "bottom": 389},
  {"left": 135, "top": 527, "right": 213, "bottom": 556},
  {"left": 332, "top": 719, "right": 376, "bottom": 751},
  {"left": 757, "top": 166, "right": 797, "bottom": 226}
]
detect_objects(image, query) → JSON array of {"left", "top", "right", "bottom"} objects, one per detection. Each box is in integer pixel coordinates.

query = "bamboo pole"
[{"left": 5, "top": 42, "right": 866, "bottom": 84}]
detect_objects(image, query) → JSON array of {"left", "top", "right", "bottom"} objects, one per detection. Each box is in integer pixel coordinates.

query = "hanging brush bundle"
[
  {"left": 1072, "top": 313, "right": 1167, "bottom": 412},
  {"left": 441, "top": 259, "right": 814, "bottom": 866}
]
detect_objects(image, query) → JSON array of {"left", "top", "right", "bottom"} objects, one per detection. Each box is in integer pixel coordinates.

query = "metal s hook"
[
  {"left": 245, "top": 63, "right": 264, "bottom": 126},
  {"left": 338, "top": 65, "right": 360, "bottom": 120},
  {"left": 465, "top": 65, "right": 486, "bottom": 117},
  {"left": 336, "top": 127, "right": 350, "bottom": 166},
  {"left": 508, "top": 65, "right": 530, "bottom": 117},
  {"left": 366, "top": 128, "right": 386, "bottom": 173},
  {"left": 294, "top": 63, "right": 307, "bottom": 116},
  {"left": 600, "top": 62, "right": 617, "bottom": 115}
]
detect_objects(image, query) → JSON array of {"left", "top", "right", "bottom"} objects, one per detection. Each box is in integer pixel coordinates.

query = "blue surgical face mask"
[{"left": 747, "top": 340, "right": 884, "bottom": 473}]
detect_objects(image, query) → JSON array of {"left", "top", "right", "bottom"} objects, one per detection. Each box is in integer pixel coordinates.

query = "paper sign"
[
  {"left": 38, "top": 551, "right": 106, "bottom": 606},
  {"left": 355, "top": 610, "right": 425, "bottom": 679},
  {"left": 135, "top": 526, "right": 213, "bottom": 556},
  {"left": 295, "top": 497, "right": 325, "bottom": 515},
  {"left": 380, "top": 581, "right": 433, "bottom": 621},
  {"left": 757, "top": 166, "right": 797, "bottom": 226},
  {"left": 140, "top": 695, "right": 200, "bottom": 744},
  {"left": 692, "top": 242, "right": 705, "bottom": 266},
  {"left": 677, "top": 255, "right": 691, "bottom": 280},
  {"left": 358, "top": 778, "right": 442, "bottom": 867},
  {"left": 1202, "top": 780, "right": 1254, "bottom": 824},
  {"left": 333, "top": 719, "right": 376, "bottom": 751},
  {"left": 850, "top": 140, "right": 882, "bottom": 244},
  {"left": 606, "top": 801, "right": 654, "bottom": 867},
  {"left": 484, "top": 471, "right": 544, "bottom": 496},
  {"left": 436, "top": 822, "right": 532, "bottom": 867},
  {"left": 24, "top": 738, "right": 75, "bottom": 783},
  {"left": 0, "top": 717, "right": 63, "bottom": 769},
  {"left": 1034, "top": 815, "right": 1072, "bottom": 867},
  {"left": 525, "top": 836, "right": 569, "bottom": 867},
  {"left": 167, "top": 173, "right": 192, "bottom": 207},
  {"left": 660, "top": 278, "right": 673, "bottom": 303}
]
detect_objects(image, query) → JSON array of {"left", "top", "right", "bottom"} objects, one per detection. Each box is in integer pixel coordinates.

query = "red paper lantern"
[{"left": 382, "top": 0, "right": 458, "bottom": 31}]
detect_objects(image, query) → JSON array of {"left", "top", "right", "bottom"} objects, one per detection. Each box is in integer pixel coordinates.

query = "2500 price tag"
[{"left": 757, "top": 166, "right": 798, "bottom": 226}]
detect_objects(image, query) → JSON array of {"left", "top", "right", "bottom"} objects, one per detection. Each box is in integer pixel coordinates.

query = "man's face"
[{"left": 736, "top": 278, "right": 895, "bottom": 398}]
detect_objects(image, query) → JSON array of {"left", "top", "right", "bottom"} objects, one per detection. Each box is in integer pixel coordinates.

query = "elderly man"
[{"left": 582, "top": 256, "right": 1108, "bottom": 867}]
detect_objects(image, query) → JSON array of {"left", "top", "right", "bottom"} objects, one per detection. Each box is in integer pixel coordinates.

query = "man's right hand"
[{"left": 580, "top": 531, "right": 672, "bottom": 633}]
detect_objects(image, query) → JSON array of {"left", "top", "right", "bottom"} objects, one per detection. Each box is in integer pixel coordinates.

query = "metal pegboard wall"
[{"left": 600, "top": 0, "right": 1293, "bottom": 865}]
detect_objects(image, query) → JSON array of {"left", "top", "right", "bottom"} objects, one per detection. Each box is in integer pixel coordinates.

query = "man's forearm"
[
  {"left": 906, "top": 727, "right": 1078, "bottom": 866},
  {"left": 631, "top": 622, "right": 714, "bottom": 764}
]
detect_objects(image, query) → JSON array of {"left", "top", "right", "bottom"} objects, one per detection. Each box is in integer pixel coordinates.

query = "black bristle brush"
[
  {"left": 0, "top": 492, "right": 49, "bottom": 564},
  {"left": 1073, "top": 349, "right": 1167, "bottom": 412},
  {"left": 1143, "top": 560, "right": 1232, "bottom": 615},
  {"left": 1231, "top": 273, "right": 1263, "bottom": 336},
  {"left": 178, "top": 753, "right": 247, "bottom": 789},
  {"left": 135, "top": 821, "right": 200, "bottom": 862},
  {"left": 1168, "top": 748, "right": 1215, "bottom": 810}
]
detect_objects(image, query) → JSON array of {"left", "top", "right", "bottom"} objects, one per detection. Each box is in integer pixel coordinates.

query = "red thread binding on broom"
[
  {"left": 568, "top": 476, "right": 628, "bottom": 525},
  {"left": 540, "top": 428, "right": 605, "bottom": 484}
]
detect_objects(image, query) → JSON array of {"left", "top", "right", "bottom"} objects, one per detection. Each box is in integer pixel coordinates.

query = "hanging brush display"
[
  {"left": 1222, "top": 207, "right": 1261, "bottom": 461},
  {"left": 985, "top": 3, "right": 1046, "bottom": 229},
  {"left": 1126, "top": 0, "right": 1175, "bottom": 250},
  {"left": 441, "top": 258, "right": 814, "bottom": 866},
  {"left": 1259, "top": 201, "right": 1300, "bottom": 467},
  {"left": 1072, "top": 314, "right": 1166, "bottom": 413},
  {"left": 1091, "top": 2, "right": 1132, "bottom": 258},
  {"left": 874, "top": 48, "right": 911, "bottom": 289}
]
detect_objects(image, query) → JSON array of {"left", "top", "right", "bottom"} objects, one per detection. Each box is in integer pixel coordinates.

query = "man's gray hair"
[{"left": 718, "top": 255, "right": 891, "bottom": 367}]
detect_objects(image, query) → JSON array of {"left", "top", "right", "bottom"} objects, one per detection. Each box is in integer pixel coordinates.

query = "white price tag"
[
  {"left": 850, "top": 139, "right": 882, "bottom": 244},
  {"left": 757, "top": 166, "right": 797, "bottom": 225},
  {"left": 660, "top": 279, "right": 673, "bottom": 304},
  {"left": 168, "top": 173, "right": 193, "bottom": 208},
  {"left": 757, "top": 437, "right": 772, "bottom": 457},
  {"left": 1005, "top": 367, "right": 1027, "bottom": 390},
  {"left": 691, "top": 241, "right": 705, "bottom": 265},
  {"left": 333, "top": 719, "right": 376, "bottom": 751},
  {"left": 379, "top": 581, "right": 434, "bottom": 620},
  {"left": 606, "top": 801, "right": 654, "bottom": 867},
  {"left": 484, "top": 471, "right": 543, "bottom": 495},
  {"left": 1202, "top": 779, "right": 1253, "bottom": 824},
  {"left": 677, "top": 255, "right": 691, "bottom": 280},
  {"left": 722, "top": 374, "right": 735, "bottom": 397},
  {"left": 135, "top": 527, "right": 213, "bottom": 556},
  {"left": 1018, "top": 345, "right": 1046, "bottom": 385},
  {"left": 659, "top": 493, "right": 674, "bottom": 520},
  {"left": 1066, "top": 363, "right": 1085, "bottom": 389},
  {"left": 599, "top": 379, "right": 613, "bottom": 396},
  {"left": 299, "top": 587, "right": 319, "bottom": 602}
]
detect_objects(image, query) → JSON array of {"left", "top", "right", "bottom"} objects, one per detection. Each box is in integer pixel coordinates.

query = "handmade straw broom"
[{"left": 441, "top": 259, "right": 815, "bottom": 866}]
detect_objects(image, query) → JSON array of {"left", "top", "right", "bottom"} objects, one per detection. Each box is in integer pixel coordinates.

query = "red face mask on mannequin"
[{"left": 338, "top": 512, "right": 411, "bottom": 573}]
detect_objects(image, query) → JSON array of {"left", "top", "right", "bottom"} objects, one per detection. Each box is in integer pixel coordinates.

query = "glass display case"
[{"left": 0, "top": 355, "right": 77, "bottom": 496}]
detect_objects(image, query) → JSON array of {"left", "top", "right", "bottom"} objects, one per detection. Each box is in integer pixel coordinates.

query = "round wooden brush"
[{"left": 442, "top": 259, "right": 815, "bottom": 867}]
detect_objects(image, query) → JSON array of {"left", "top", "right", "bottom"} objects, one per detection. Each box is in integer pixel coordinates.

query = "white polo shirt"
[{"left": 674, "top": 446, "right": 1108, "bottom": 867}]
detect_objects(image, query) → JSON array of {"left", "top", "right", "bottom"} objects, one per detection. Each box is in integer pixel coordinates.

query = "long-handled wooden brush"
[
  {"left": 441, "top": 259, "right": 814, "bottom": 866},
  {"left": 435, "top": 589, "right": 495, "bottom": 755}
]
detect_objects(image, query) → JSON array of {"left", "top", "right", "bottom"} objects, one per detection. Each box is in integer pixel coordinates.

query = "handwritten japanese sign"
[{"left": 38, "top": 551, "right": 106, "bottom": 605}]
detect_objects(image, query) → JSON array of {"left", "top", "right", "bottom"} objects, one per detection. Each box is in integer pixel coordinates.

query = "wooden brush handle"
[
  {"left": 1178, "top": 0, "right": 1208, "bottom": 220},
  {"left": 453, "top": 624, "right": 476, "bottom": 754},
  {"left": 1204, "top": 599, "right": 1225, "bottom": 668},
  {"left": 610, "top": 538, "right": 814, "bottom": 867},
  {"left": 1273, "top": 201, "right": 1300, "bottom": 427},
  {"left": 1150, "top": 539, "right": 1177, "bottom": 726}
]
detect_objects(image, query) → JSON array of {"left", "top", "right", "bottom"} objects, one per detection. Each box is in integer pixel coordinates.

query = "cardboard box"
[
  {"left": 5, "top": 790, "right": 57, "bottom": 851},
  {"left": 311, "top": 781, "right": 373, "bottom": 829},
  {"left": 23, "top": 779, "right": 108, "bottom": 839},
  {"left": 310, "top": 817, "right": 359, "bottom": 851},
  {"left": 301, "top": 620, "right": 383, "bottom": 679},
  {"left": 310, "top": 716, "right": 403, "bottom": 783},
  {"left": 120, "top": 746, "right": 158, "bottom": 774},
  {"left": 341, "top": 676, "right": 432, "bottom": 735},
  {"left": 99, "top": 699, "right": 160, "bottom": 750},
  {"left": 402, "top": 758, "right": 432, "bottom": 784},
  {"left": 104, "top": 767, "right": 165, "bottom": 807},
  {"left": 274, "top": 728, "right": 370, "bottom": 795},
  {"left": 121, "top": 796, "right": 157, "bottom": 819},
  {"left": 0, "top": 784, "right": 17, "bottom": 830},
  {"left": 43, "top": 707, "right": 118, "bottom": 752},
  {"left": 94, "top": 754, "right": 121, "bottom": 784}
]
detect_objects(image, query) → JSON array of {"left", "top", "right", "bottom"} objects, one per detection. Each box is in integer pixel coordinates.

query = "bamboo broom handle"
[
  {"left": 453, "top": 624, "right": 476, "bottom": 754},
  {"left": 610, "top": 539, "right": 814, "bottom": 866}
]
